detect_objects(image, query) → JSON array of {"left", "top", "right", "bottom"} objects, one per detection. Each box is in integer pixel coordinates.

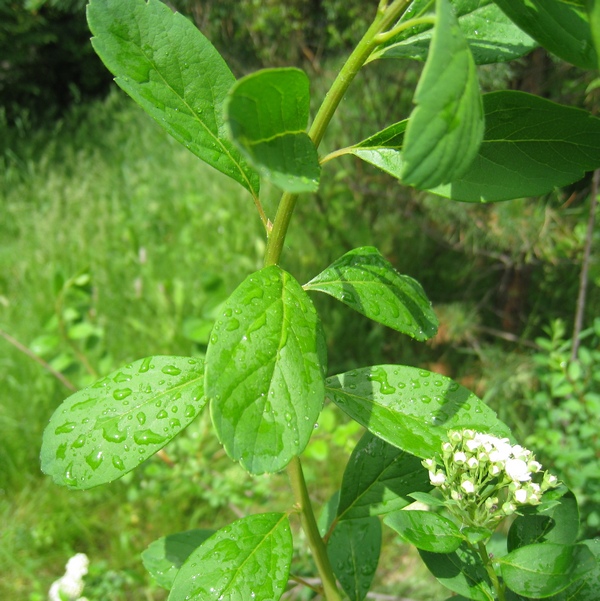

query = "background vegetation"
[{"left": 1, "top": 1, "right": 599, "bottom": 599}]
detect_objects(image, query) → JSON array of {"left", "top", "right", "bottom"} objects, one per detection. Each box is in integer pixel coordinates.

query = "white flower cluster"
[
  {"left": 48, "top": 553, "right": 90, "bottom": 601},
  {"left": 423, "top": 430, "right": 559, "bottom": 529}
]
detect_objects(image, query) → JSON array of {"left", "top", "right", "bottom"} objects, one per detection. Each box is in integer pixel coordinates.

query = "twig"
[
  {"left": 0, "top": 327, "right": 77, "bottom": 392},
  {"left": 571, "top": 169, "right": 599, "bottom": 360}
]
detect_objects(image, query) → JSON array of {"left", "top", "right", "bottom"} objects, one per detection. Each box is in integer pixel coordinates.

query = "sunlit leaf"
[
  {"left": 87, "top": 0, "right": 259, "bottom": 196},
  {"left": 206, "top": 266, "right": 326, "bottom": 474},
  {"left": 498, "top": 543, "right": 596, "bottom": 598},
  {"left": 401, "top": 0, "right": 484, "bottom": 189},
  {"left": 41, "top": 356, "right": 205, "bottom": 489},
  {"left": 384, "top": 510, "right": 463, "bottom": 553},
  {"left": 225, "top": 68, "right": 320, "bottom": 193},
  {"left": 169, "top": 513, "right": 292, "bottom": 601},
  {"left": 142, "top": 529, "right": 214, "bottom": 590},
  {"left": 305, "top": 247, "right": 438, "bottom": 341},
  {"left": 326, "top": 365, "right": 512, "bottom": 459}
]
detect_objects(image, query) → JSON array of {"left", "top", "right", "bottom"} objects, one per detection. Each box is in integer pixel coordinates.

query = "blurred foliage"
[{"left": 0, "top": 0, "right": 112, "bottom": 125}]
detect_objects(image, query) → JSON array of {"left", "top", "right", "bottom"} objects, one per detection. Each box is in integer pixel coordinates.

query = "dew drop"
[
  {"left": 139, "top": 357, "right": 152, "bottom": 373},
  {"left": 226, "top": 318, "right": 240, "bottom": 331},
  {"left": 162, "top": 364, "right": 182, "bottom": 376},
  {"left": 102, "top": 422, "right": 127, "bottom": 443},
  {"left": 85, "top": 450, "right": 104, "bottom": 470},
  {"left": 71, "top": 435, "right": 86, "bottom": 448},
  {"left": 55, "top": 421, "right": 77, "bottom": 435},
  {"left": 113, "top": 456, "right": 125, "bottom": 470},
  {"left": 156, "top": 410, "right": 168, "bottom": 419},
  {"left": 113, "top": 388, "right": 132, "bottom": 401},
  {"left": 134, "top": 429, "right": 167, "bottom": 445},
  {"left": 56, "top": 442, "right": 68, "bottom": 460},
  {"left": 113, "top": 371, "right": 131, "bottom": 383},
  {"left": 169, "top": 418, "right": 181, "bottom": 429},
  {"left": 136, "top": 412, "right": 147, "bottom": 425}
]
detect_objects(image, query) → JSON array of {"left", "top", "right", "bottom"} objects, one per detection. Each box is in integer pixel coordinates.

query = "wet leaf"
[
  {"left": 142, "top": 529, "right": 214, "bottom": 590},
  {"left": 206, "top": 266, "right": 327, "bottom": 474},
  {"left": 384, "top": 510, "right": 463, "bottom": 553},
  {"left": 337, "top": 431, "right": 432, "bottom": 520},
  {"left": 305, "top": 246, "right": 438, "bottom": 341},
  {"left": 41, "top": 356, "right": 206, "bottom": 489},
  {"left": 420, "top": 542, "right": 495, "bottom": 600},
  {"left": 225, "top": 68, "right": 320, "bottom": 193},
  {"left": 499, "top": 543, "right": 596, "bottom": 598},
  {"left": 326, "top": 365, "right": 512, "bottom": 459},
  {"left": 87, "top": 0, "right": 259, "bottom": 196},
  {"left": 169, "top": 513, "right": 292, "bottom": 601},
  {"left": 370, "top": 0, "right": 537, "bottom": 65},
  {"left": 327, "top": 517, "right": 381, "bottom": 601}
]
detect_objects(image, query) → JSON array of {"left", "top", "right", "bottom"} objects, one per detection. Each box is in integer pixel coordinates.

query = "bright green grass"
[{"left": 0, "top": 88, "right": 447, "bottom": 600}]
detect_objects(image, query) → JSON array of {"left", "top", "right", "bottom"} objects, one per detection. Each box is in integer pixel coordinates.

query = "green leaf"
[
  {"left": 499, "top": 543, "right": 596, "bottom": 598},
  {"left": 384, "top": 510, "right": 463, "bottom": 553},
  {"left": 169, "top": 513, "right": 292, "bottom": 601},
  {"left": 206, "top": 265, "right": 326, "bottom": 474},
  {"left": 419, "top": 542, "right": 494, "bottom": 601},
  {"left": 337, "top": 431, "right": 432, "bottom": 520},
  {"left": 326, "top": 365, "right": 512, "bottom": 459},
  {"left": 543, "top": 539, "right": 600, "bottom": 601},
  {"left": 347, "top": 121, "right": 407, "bottom": 180},
  {"left": 40, "top": 356, "right": 205, "bottom": 489},
  {"left": 304, "top": 247, "right": 438, "bottom": 341},
  {"left": 327, "top": 517, "right": 381, "bottom": 601},
  {"left": 401, "top": 0, "right": 484, "bottom": 189},
  {"left": 508, "top": 486, "right": 579, "bottom": 551},
  {"left": 225, "top": 68, "right": 320, "bottom": 193},
  {"left": 432, "top": 91, "right": 600, "bottom": 202},
  {"left": 494, "top": 0, "right": 597, "bottom": 69},
  {"left": 87, "top": 0, "right": 259, "bottom": 197},
  {"left": 370, "top": 0, "right": 537, "bottom": 65},
  {"left": 142, "top": 529, "right": 214, "bottom": 590}
]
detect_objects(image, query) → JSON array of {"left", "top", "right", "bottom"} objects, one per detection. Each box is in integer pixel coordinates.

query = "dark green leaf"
[
  {"left": 206, "top": 266, "right": 326, "bottom": 474},
  {"left": 401, "top": 0, "right": 484, "bottom": 189},
  {"left": 304, "top": 247, "right": 438, "bottom": 341},
  {"left": 169, "top": 513, "right": 292, "bottom": 601},
  {"left": 41, "top": 356, "right": 205, "bottom": 489},
  {"left": 87, "top": 0, "right": 259, "bottom": 197},
  {"left": 542, "top": 539, "right": 600, "bottom": 601},
  {"left": 432, "top": 91, "right": 600, "bottom": 202},
  {"left": 499, "top": 543, "right": 596, "bottom": 598},
  {"left": 142, "top": 529, "right": 214, "bottom": 590},
  {"left": 225, "top": 68, "right": 320, "bottom": 193},
  {"left": 370, "top": 0, "right": 537, "bottom": 65},
  {"left": 420, "top": 542, "right": 494, "bottom": 601},
  {"left": 508, "top": 486, "right": 579, "bottom": 551},
  {"left": 385, "top": 510, "right": 463, "bottom": 553},
  {"left": 337, "top": 431, "right": 432, "bottom": 520},
  {"left": 326, "top": 365, "right": 512, "bottom": 459},
  {"left": 327, "top": 517, "right": 381, "bottom": 601},
  {"left": 494, "top": 0, "right": 597, "bottom": 69},
  {"left": 589, "top": 0, "right": 600, "bottom": 57}
]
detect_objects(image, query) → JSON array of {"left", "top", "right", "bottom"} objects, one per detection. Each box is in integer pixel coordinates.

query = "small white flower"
[
  {"left": 467, "top": 457, "right": 479, "bottom": 469},
  {"left": 514, "top": 488, "right": 528, "bottom": 503},
  {"left": 48, "top": 553, "right": 89, "bottom": 601},
  {"left": 466, "top": 438, "right": 481, "bottom": 451},
  {"left": 422, "top": 458, "right": 436, "bottom": 471},
  {"left": 528, "top": 460, "right": 542, "bottom": 473},
  {"left": 461, "top": 479, "right": 475, "bottom": 494},
  {"left": 454, "top": 451, "right": 467, "bottom": 464},
  {"left": 505, "top": 458, "right": 531, "bottom": 482},
  {"left": 429, "top": 470, "right": 446, "bottom": 486}
]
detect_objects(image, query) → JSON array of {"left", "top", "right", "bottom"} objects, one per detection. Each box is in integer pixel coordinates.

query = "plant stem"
[
  {"left": 263, "top": 4, "right": 413, "bottom": 599},
  {"left": 287, "top": 456, "right": 341, "bottom": 601},
  {"left": 477, "top": 541, "right": 506, "bottom": 601},
  {"left": 263, "top": 0, "right": 412, "bottom": 268}
]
